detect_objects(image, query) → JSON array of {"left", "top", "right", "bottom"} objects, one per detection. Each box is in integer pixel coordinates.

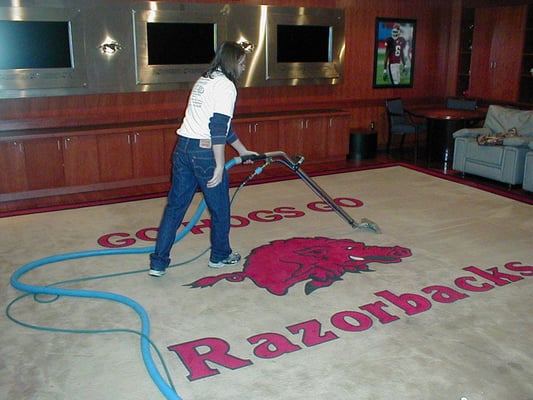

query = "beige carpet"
[{"left": 1, "top": 166, "right": 532, "bottom": 400}]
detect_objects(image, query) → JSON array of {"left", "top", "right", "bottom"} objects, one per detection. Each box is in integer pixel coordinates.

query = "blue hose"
[{"left": 8, "top": 158, "right": 241, "bottom": 400}]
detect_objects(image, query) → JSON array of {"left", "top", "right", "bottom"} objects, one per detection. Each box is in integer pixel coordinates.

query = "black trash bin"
[{"left": 346, "top": 130, "right": 377, "bottom": 161}]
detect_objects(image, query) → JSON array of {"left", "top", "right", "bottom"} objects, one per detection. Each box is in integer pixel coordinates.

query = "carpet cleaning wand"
[{"left": 232, "top": 151, "right": 381, "bottom": 234}]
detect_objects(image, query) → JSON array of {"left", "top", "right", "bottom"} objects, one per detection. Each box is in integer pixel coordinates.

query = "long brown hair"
[{"left": 204, "top": 41, "right": 245, "bottom": 84}]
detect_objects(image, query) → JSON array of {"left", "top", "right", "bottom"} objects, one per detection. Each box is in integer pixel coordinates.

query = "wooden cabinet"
[
  {"left": 278, "top": 118, "right": 302, "bottom": 156},
  {"left": 278, "top": 113, "right": 350, "bottom": 160},
  {"left": 131, "top": 128, "right": 166, "bottom": 179},
  {"left": 469, "top": 5, "right": 527, "bottom": 102},
  {"left": 0, "top": 134, "right": 100, "bottom": 194},
  {"left": 0, "top": 141, "right": 27, "bottom": 193},
  {"left": 279, "top": 116, "right": 327, "bottom": 160},
  {"left": 230, "top": 111, "right": 349, "bottom": 162},
  {"left": 23, "top": 137, "right": 65, "bottom": 190},
  {"left": 0, "top": 123, "right": 177, "bottom": 200},
  {"left": 326, "top": 114, "right": 351, "bottom": 158},
  {"left": 247, "top": 120, "right": 279, "bottom": 153},
  {"left": 97, "top": 133, "right": 134, "bottom": 182},
  {"left": 0, "top": 110, "right": 350, "bottom": 209},
  {"left": 303, "top": 117, "right": 328, "bottom": 160},
  {"left": 97, "top": 127, "right": 169, "bottom": 182},
  {"left": 62, "top": 135, "right": 100, "bottom": 186},
  {"left": 229, "top": 119, "right": 279, "bottom": 158}
]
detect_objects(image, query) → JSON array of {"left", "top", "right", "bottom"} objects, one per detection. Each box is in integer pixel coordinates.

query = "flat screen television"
[
  {"left": 132, "top": 4, "right": 226, "bottom": 85},
  {"left": 0, "top": 21, "right": 72, "bottom": 69},
  {"left": 146, "top": 22, "right": 215, "bottom": 65},
  {"left": 276, "top": 25, "right": 331, "bottom": 63},
  {"left": 266, "top": 9, "right": 344, "bottom": 82},
  {"left": 0, "top": 6, "right": 87, "bottom": 94}
]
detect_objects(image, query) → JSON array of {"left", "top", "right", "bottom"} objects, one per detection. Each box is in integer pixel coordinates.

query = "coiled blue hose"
[{"left": 8, "top": 158, "right": 242, "bottom": 400}]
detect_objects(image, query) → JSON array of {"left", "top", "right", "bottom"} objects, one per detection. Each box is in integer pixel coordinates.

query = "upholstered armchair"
[{"left": 452, "top": 105, "right": 533, "bottom": 186}]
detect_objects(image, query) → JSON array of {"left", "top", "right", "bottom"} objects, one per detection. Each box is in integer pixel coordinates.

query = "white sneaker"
[
  {"left": 148, "top": 268, "right": 166, "bottom": 277},
  {"left": 208, "top": 252, "right": 241, "bottom": 268}
]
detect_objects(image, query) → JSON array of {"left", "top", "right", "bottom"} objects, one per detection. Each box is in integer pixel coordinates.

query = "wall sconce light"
[
  {"left": 239, "top": 40, "right": 255, "bottom": 53},
  {"left": 99, "top": 40, "right": 122, "bottom": 55}
]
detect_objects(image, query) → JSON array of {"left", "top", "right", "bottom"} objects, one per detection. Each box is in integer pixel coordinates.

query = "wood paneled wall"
[{"left": 0, "top": 0, "right": 459, "bottom": 146}]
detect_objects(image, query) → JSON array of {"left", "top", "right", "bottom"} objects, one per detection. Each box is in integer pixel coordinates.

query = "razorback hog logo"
[{"left": 188, "top": 237, "right": 412, "bottom": 295}]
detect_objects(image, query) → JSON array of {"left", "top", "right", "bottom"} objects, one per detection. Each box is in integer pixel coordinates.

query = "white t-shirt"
[{"left": 177, "top": 71, "right": 237, "bottom": 140}]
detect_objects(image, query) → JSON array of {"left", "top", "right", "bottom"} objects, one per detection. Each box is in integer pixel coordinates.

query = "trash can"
[{"left": 346, "top": 130, "right": 377, "bottom": 161}]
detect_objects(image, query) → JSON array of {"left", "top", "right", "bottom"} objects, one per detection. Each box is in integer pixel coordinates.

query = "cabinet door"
[
  {"left": 302, "top": 117, "right": 327, "bottom": 160},
  {"left": 326, "top": 115, "right": 351, "bottom": 158},
  {"left": 224, "top": 120, "right": 279, "bottom": 161},
  {"left": 251, "top": 120, "right": 279, "bottom": 153},
  {"left": 231, "top": 121, "right": 253, "bottom": 148},
  {"left": 97, "top": 133, "right": 133, "bottom": 182},
  {"left": 131, "top": 129, "right": 166, "bottom": 178},
  {"left": 470, "top": 6, "right": 526, "bottom": 101},
  {"left": 279, "top": 117, "right": 328, "bottom": 160},
  {"left": 469, "top": 9, "right": 493, "bottom": 98},
  {"left": 279, "top": 118, "right": 305, "bottom": 157},
  {"left": 62, "top": 135, "right": 100, "bottom": 186},
  {"left": 163, "top": 128, "right": 178, "bottom": 175},
  {"left": 23, "top": 137, "right": 65, "bottom": 190},
  {"left": 232, "top": 120, "right": 279, "bottom": 154},
  {"left": 0, "top": 141, "right": 28, "bottom": 193},
  {"left": 489, "top": 6, "right": 526, "bottom": 101}
]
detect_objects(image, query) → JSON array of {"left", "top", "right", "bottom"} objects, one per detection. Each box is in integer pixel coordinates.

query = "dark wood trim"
[
  {"left": 463, "top": 0, "right": 533, "bottom": 7},
  {"left": 0, "top": 176, "right": 170, "bottom": 202}
]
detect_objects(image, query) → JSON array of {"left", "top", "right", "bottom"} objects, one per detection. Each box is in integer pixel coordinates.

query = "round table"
[{"left": 407, "top": 107, "right": 486, "bottom": 170}]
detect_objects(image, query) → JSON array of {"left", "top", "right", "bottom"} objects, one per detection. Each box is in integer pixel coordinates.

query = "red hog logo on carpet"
[{"left": 188, "top": 237, "right": 412, "bottom": 295}]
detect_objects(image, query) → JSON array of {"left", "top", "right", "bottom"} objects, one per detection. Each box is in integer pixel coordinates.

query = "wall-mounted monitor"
[
  {"left": 266, "top": 8, "right": 344, "bottom": 83},
  {"left": 132, "top": 4, "right": 227, "bottom": 86},
  {"left": 0, "top": 21, "right": 72, "bottom": 69},
  {"left": 147, "top": 22, "right": 215, "bottom": 65},
  {"left": 277, "top": 25, "right": 331, "bottom": 63},
  {"left": 0, "top": 6, "right": 87, "bottom": 94},
  {"left": 0, "top": 2, "right": 345, "bottom": 98}
]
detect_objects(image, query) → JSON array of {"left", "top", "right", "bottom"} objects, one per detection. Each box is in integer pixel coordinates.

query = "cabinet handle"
[
  {"left": 64, "top": 137, "right": 71, "bottom": 149},
  {"left": 12, "top": 141, "right": 24, "bottom": 153},
  {"left": 134, "top": 132, "right": 140, "bottom": 144},
  {"left": 300, "top": 120, "right": 305, "bottom": 129},
  {"left": 253, "top": 123, "right": 258, "bottom": 133},
  {"left": 305, "top": 119, "right": 309, "bottom": 129}
]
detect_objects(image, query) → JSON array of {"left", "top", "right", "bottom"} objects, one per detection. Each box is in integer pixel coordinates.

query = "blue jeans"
[{"left": 150, "top": 137, "right": 232, "bottom": 272}]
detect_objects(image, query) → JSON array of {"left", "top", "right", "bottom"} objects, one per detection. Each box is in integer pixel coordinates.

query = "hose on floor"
[{"left": 7, "top": 157, "right": 250, "bottom": 400}]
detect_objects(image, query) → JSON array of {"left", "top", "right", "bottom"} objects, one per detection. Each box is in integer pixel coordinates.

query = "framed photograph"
[{"left": 373, "top": 18, "right": 416, "bottom": 88}]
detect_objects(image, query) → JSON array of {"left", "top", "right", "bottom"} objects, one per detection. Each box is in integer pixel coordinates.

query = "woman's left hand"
[
  {"left": 239, "top": 149, "right": 259, "bottom": 164},
  {"left": 207, "top": 165, "right": 225, "bottom": 188}
]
